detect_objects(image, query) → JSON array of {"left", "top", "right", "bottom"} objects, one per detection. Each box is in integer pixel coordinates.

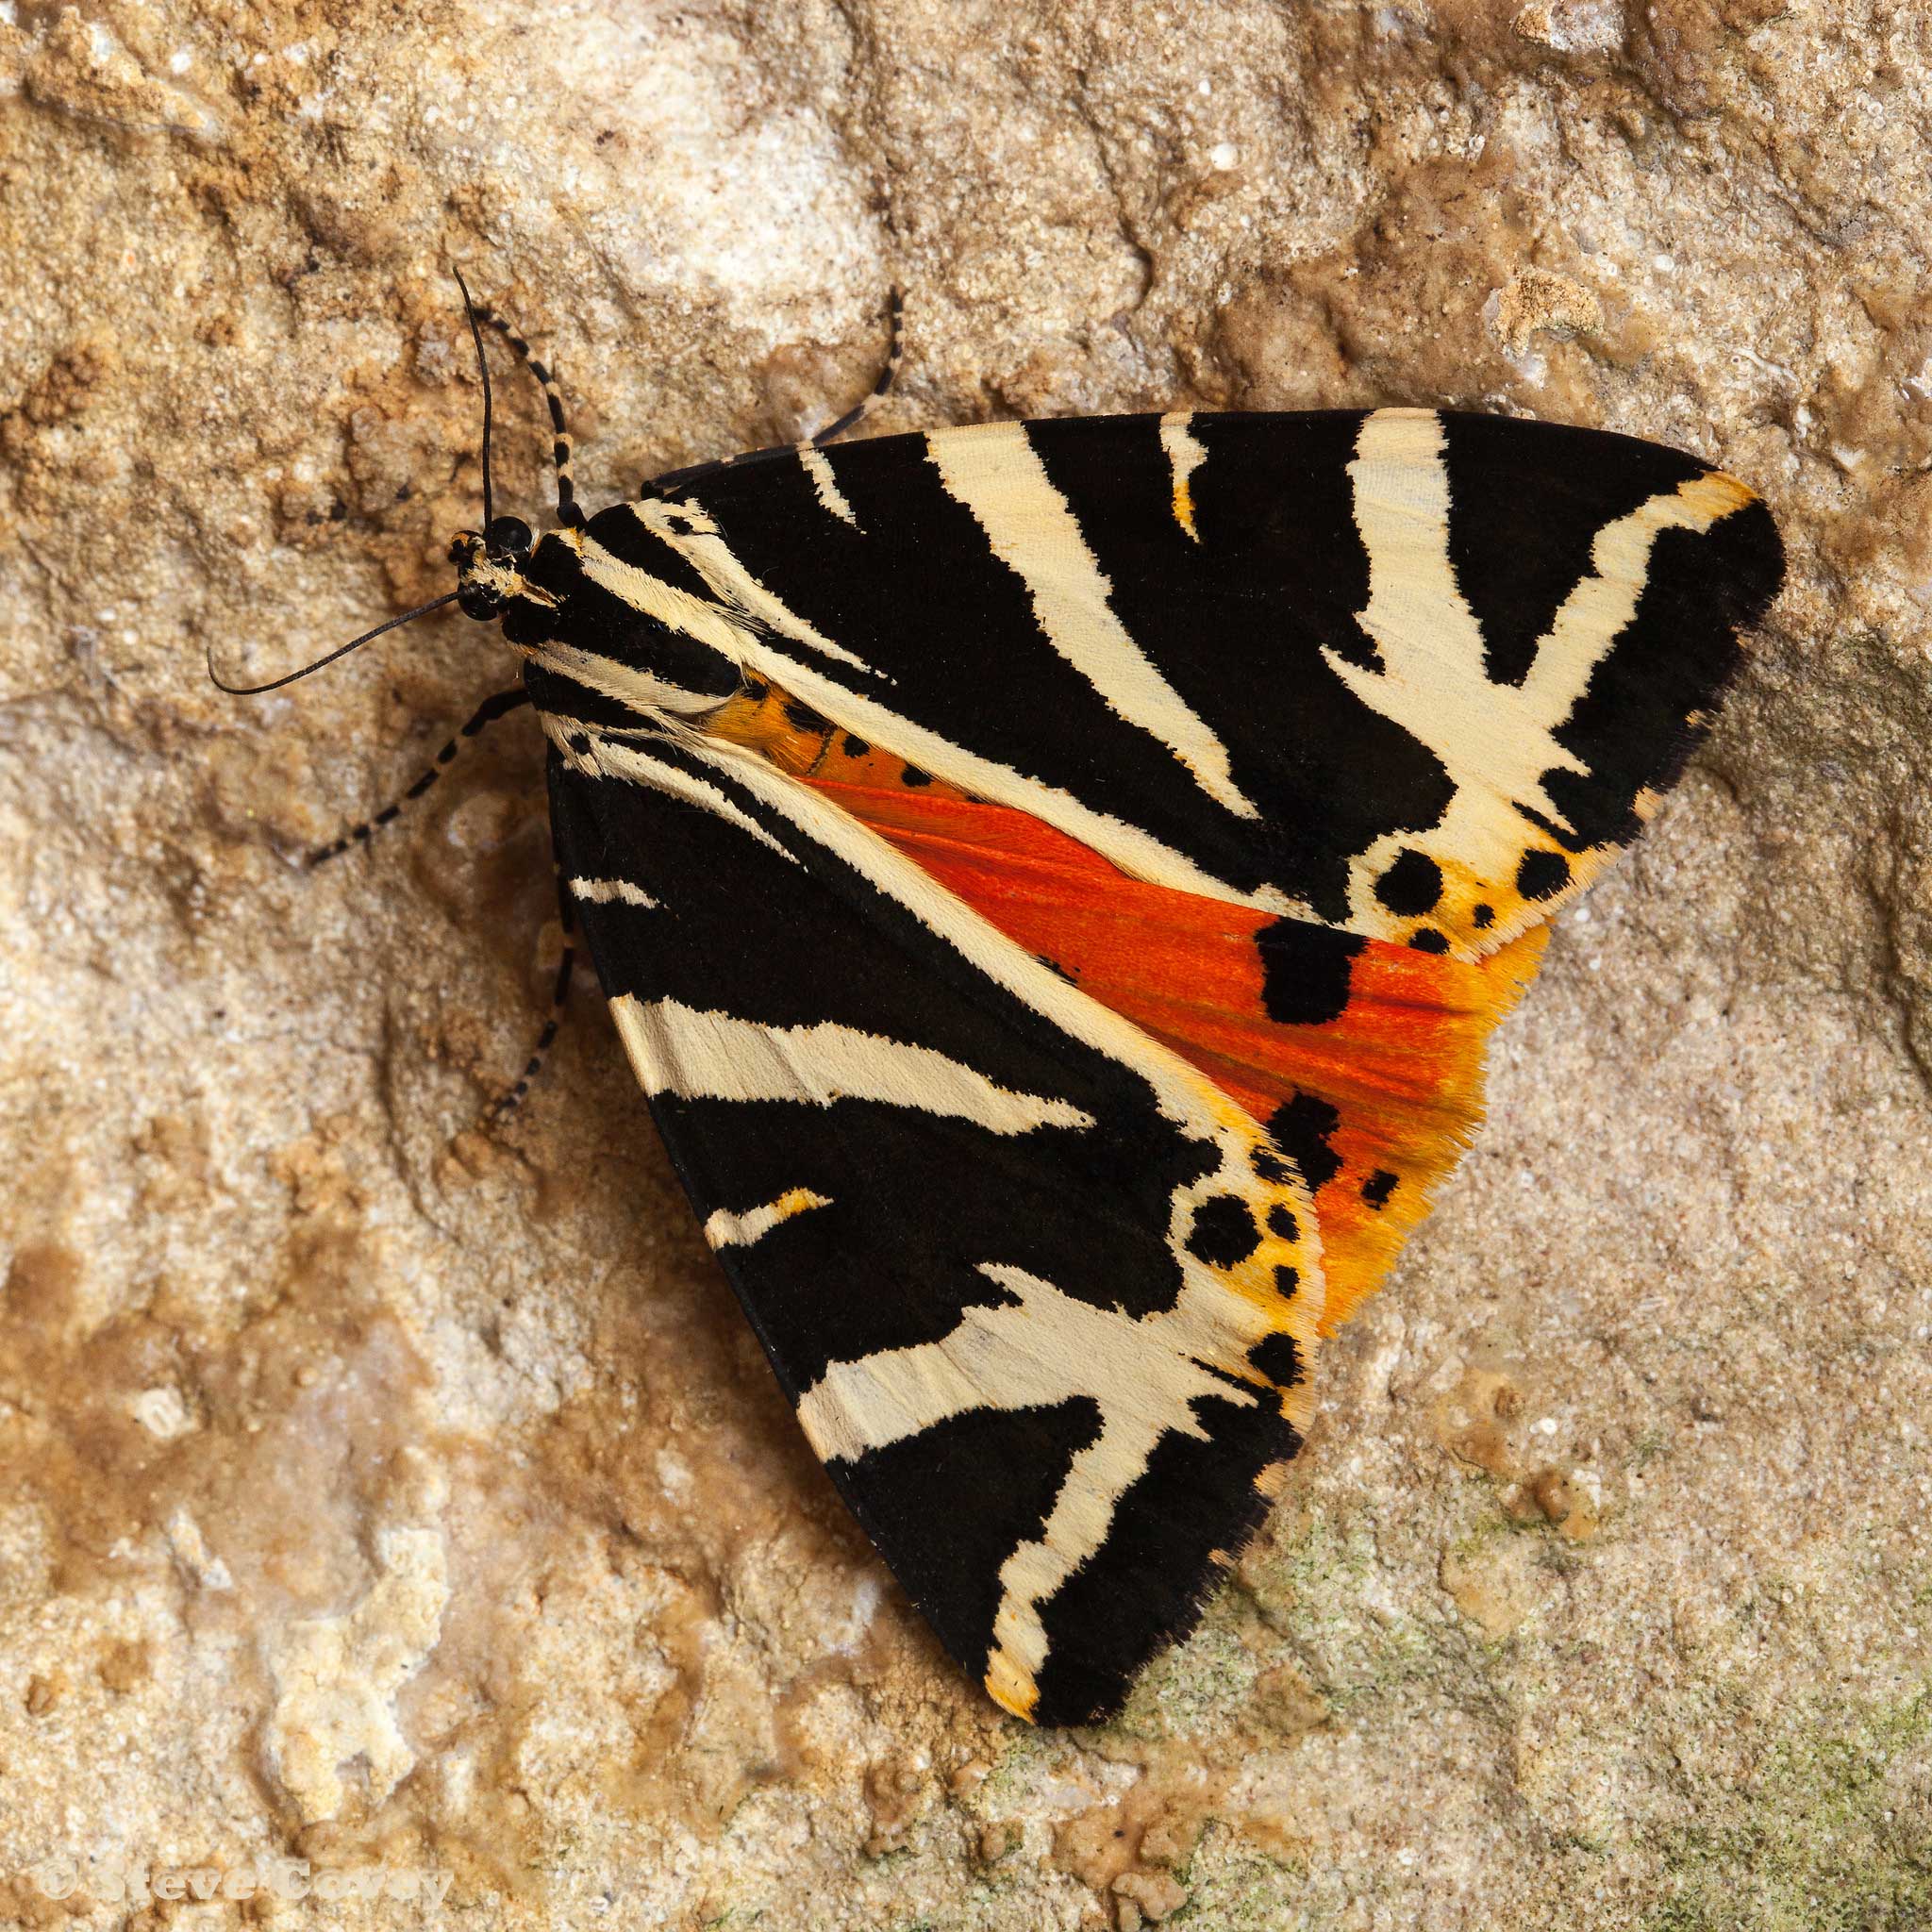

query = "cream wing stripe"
[
  {"left": 1521, "top": 469, "right": 1755, "bottom": 727},
  {"left": 704, "top": 1188, "right": 835, "bottom": 1250},
  {"left": 568, "top": 875, "right": 660, "bottom": 910},
  {"left": 794, "top": 1259, "right": 1279, "bottom": 1709},
  {"left": 797, "top": 1261, "right": 1254, "bottom": 1460},
  {"left": 1332, "top": 410, "right": 1753, "bottom": 899},
  {"left": 550, "top": 721, "right": 800, "bottom": 864},
  {"left": 926, "top": 423, "right": 1259, "bottom": 820},
  {"left": 609, "top": 998, "right": 1097, "bottom": 1135},
  {"left": 1159, "top": 411, "right": 1208, "bottom": 542},
  {"left": 576, "top": 520, "right": 758, "bottom": 658},
  {"left": 632, "top": 496, "right": 880, "bottom": 674},
  {"left": 533, "top": 638, "right": 717, "bottom": 723},
  {"left": 1335, "top": 408, "right": 1590, "bottom": 832},
  {"left": 797, "top": 442, "right": 860, "bottom": 528}
]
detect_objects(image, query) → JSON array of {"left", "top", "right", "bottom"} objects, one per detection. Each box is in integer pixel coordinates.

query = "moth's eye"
[
  {"left": 458, "top": 582, "right": 504, "bottom": 621},
  {"left": 485, "top": 514, "right": 533, "bottom": 556}
]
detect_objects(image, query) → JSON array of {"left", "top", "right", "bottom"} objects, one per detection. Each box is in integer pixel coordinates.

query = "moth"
[{"left": 223, "top": 287, "right": 1783, "bottom": 1726}]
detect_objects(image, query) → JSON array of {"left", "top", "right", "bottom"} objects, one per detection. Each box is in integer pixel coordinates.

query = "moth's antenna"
[
  {"left": 208, "top": 591, "right": 463, "bottom": 696},
  {"left": 453, "top": 266, "right": 495, "bottom": 532},
  {"left": 474, "top": 306, "right": 582, "bottom": 530},
  {"left": 211, "top": 275, "right": 500, "bottom": 700}
]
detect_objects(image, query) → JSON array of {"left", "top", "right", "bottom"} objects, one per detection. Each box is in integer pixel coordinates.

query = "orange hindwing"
[{"left": 799, "top": 775, "right": 1546, "bottom": 1334}]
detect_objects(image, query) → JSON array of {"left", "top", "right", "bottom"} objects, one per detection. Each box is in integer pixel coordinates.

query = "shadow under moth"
[{"left": 223, "top": 288, "right": 1784, "bottom": 1726}]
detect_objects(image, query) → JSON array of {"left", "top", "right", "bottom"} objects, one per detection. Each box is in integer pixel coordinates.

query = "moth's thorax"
[{"left": 501, "top": 503, "right": 753, "bottom": 724}]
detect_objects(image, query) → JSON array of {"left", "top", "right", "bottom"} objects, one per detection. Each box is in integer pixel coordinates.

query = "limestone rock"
[{"left": 2, "top": 1, "right": 1928, "bottom": 1927}]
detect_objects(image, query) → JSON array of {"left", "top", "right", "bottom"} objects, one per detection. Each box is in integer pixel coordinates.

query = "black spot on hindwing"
[
  {"left": 1255, "top": 920, "right": 1364, "bottom": 1026},
  {"left": 1187, "top": 1195, "right": 1261, "bottom": 1268},
  {"left": 1247, "top": 1331, "right": 1304, "bottom": 1389},
  {"left": 1267, "top": 1091, "right": 1344, "bottom": 1193},
  {"left": 1361, "top": 1170, "right": 1399, "bottom": 1209},
  {"left": 1516, "top": 849, "right": 1571, "bottom": 901},
  {"left": 1374, "top": 848, "right": 1443, "bottom": 915}
]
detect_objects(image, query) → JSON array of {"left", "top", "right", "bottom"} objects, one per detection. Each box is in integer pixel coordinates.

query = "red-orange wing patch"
[
  {"left": 808, "top": 777, "right": 1546, "bottom": 1334},
  {"left": 704, "top": 676, "right": 968, "bottom": 797}
]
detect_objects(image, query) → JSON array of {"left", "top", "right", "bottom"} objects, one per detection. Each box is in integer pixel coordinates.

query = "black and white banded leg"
[
  {"left": 309, "top": 686, "right": 531, "bottom": 866},
  {"left": 806, "top": 285, "right": 905, "bottom": 446},
  {"left": 465, "top": 301, "right": 585, "bottom": 531},
  {"left": 492, "top": 879, "right": 577, "bottom": 1119},
  {"left": 645, "top": 288, "right": 906, "bottom": 493}
]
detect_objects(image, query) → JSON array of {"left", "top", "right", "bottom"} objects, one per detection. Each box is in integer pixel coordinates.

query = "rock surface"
[{"left": 3, "top": 1, "right": 1929, "bottom": 1926}]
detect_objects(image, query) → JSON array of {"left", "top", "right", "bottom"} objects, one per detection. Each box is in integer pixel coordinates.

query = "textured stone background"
[{"left": 3, "top": 0, "right": 1929, "bottom": 1925}]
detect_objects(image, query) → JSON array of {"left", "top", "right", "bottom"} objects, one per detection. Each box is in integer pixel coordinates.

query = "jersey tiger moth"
[{"left": 221, "top": 289, "right": 1785, "bottom": 1727}]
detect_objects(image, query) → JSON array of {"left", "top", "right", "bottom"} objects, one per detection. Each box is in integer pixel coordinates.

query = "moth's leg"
[
  {"left": 491, "top": 866, "right": 578, "bottom": 1119},
  {"left": 308, "top": 687, "right": 530, "bottom": 866},
  {"left": 463, "top": 299, "right": 585, "bottom": 531},
  {"left": 641, "top": 288, "right": 906, "bottom": 494},
  {"left": 806, "top": 285, "right": 905, "bottom": 446}
]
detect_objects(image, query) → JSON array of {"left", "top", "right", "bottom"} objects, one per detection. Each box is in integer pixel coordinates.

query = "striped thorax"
[{"left": 454, "top": 499, "right": 753, "bottom": 721}]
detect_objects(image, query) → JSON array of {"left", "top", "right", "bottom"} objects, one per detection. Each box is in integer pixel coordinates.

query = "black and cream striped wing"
[
  {"left": 634, "top": 408, "right": 1783, "bottom": 957},
  {"left": 545, "top": 723, "right": 1319, "bottom": 1726}
]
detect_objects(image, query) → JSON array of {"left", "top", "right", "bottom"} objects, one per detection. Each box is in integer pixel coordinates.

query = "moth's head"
[
  {"left": 449, "top": 514, "right": 531, "bottom": 617},
  {"left": 448, "top": 514, "right": 562, "bottom": 644},
  {"left": 205, "top": 278, "right": 571, "bottom": 700}
]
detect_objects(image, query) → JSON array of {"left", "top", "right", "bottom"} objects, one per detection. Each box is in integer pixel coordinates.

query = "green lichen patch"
[{"left": 1637, "top": 1690, "right": 1932, "bottom": 1932}]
